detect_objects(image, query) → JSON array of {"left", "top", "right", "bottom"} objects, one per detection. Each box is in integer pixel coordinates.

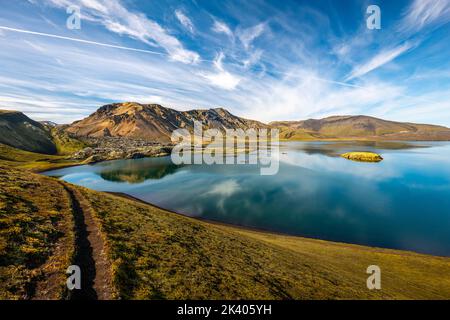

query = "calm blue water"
[{"left": 44, "top": 141, "right": 450, "bottom": 256}]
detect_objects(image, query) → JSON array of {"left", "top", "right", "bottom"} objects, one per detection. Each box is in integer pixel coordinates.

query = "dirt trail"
[{"left": 62, "top": 183, "right": 114, "bottom": 300}]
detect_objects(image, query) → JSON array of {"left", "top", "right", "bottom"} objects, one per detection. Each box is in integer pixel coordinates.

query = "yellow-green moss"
[
  {"left": 50, "top": 128, "right": 86, "bottom": 155},
  {"left": 341, "top": 151, "right": 383, "bottom": 162}
]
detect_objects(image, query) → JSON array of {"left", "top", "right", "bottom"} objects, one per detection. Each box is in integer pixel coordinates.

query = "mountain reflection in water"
[{"left": 44, "top": 141, "right": 450, "bottom": 256}]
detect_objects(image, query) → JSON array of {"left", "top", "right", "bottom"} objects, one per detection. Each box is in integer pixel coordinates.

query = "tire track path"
[{"left": 62, "top": 183, "right": 113, "bottom": 300}]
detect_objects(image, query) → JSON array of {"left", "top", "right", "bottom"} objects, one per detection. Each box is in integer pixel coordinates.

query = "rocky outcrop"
[{"left": 71, "top": 136, "right": 172, "bottom": 163}]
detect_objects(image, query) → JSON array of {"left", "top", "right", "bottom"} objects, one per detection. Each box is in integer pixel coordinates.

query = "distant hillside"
[
  {"left": 271, "top": 115, "right": 450, "bottom": 141},
  {"left": 0, "top": 110, "right": 57, "bottom": 154},
  {"left": 5, "top": 105, "right": 450, "bottom": 150},
  {"left": 66, "top": 102, "right": 268, "bottom": 142},
  {"left": 67, "top": 104, "right": 450, "bottom": 142}
]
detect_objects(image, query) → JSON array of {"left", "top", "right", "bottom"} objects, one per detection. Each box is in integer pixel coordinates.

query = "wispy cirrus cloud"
[
  {"left": 199, "top": 52, "right": 241, "bottom": 90},
  {"left": 242, "top": 49, "right": 263, "bottom": 69},
  {"left": 42, "top": 0, "right": 200, "bottom": 64},
  {"left": 345, "top": 42, "right": 414, "bottom": 81},
  {"left": 1, "top": 0, "right": 450, "bottom": 128},
  {"left": 212, "top": 19, "right": 233, "bottom": 38},
  {"left": 237, "top": 23, "right": 265, "bottom": 49},
  {"left": 337, "top": 0, "right": 449, "bottom": 84},
  {"left": 175, "top": 9, "right": 195, "bottom": 34},
  {"left": 400, "top": 0, "right": 450, "bottom": 32}
]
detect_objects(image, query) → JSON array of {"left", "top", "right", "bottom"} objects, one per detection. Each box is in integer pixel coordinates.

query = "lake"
[{"left": 44, "top": 141, "right": 450, "bottom": 257}]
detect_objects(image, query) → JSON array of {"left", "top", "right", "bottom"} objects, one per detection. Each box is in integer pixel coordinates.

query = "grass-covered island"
[{"left": 341, "top": 152, "right": 384, "bottom": 162}]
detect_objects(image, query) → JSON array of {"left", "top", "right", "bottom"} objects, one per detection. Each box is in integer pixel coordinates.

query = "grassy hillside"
[
  {"left": 0, "top": 166, "right": 75, "bottom": 299},
  {"left": 0, "top": 143, "right": 83, "bottom": 173},
  {"left": 0, "top": 109, "right": 86, "bottom": 158},
  {"left": 0, "top": 110, "right": 57, "bottom": 154},
  {"left": 49, "top": 127, "right": 86, "bottom": 155},
  {"left": 1, "top": 158, "right": 449, "bottom": 299},
  {"left": 81, "top": 190, "right": 450, "bottom": 299}
]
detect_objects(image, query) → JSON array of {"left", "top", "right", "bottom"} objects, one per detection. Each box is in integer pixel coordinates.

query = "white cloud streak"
[
  {"left": 212, "top": 19, "right": 233, "bottom": 38},
  {"left": 0, "top": 26, "right": 165, "bottom": 56},
  {"left": 1, "top": 0, "right": 449, "bottom": 128},
  {"left": 238, "top": 23, "right": 265, "bottom": 49},
  {"left": 175, "top": 9, "right": 195, "bottom": 34},
  {"left": 42, "top": 0, "right": 200, "bottom": 63},
  {"left": 243, "top": 49, "right": 263, "bottom": 68},
  {"left": 401, "top": 0, "right": 450, "bottom": 32},
  {"left": 199, "top": 52, "right": 241, "bottom": 90},
  {"left": 345, "top": 43, "right": 414, "bottom": 81}
]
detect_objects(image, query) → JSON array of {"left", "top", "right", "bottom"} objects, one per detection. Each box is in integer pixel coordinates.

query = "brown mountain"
[
  {"left": 66, "top": 102, "right": 268, "bottom": 142},
  {"left": 270, "top": 115, "right": 450, "bottom": 141},
  {"left": 66, "top": 103, "right": 450, "bottom": 142},
  {"left": 0, "top": 110, "right": 57, "bottom": 154}
]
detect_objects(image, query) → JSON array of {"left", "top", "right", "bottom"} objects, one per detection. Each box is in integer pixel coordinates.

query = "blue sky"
[{"left": 0, "top": 0, "right": 449, "bottom": 125}]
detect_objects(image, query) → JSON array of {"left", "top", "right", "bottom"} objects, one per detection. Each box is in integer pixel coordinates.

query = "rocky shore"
[{"left": 70, "top": 136, "right": 173, "bottom": 163}]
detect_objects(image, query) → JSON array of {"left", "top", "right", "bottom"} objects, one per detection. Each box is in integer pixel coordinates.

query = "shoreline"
[
  {"left": 106, "top": 192, "right": 449, "bottom": 259},
  {"left": 5, "top": 163, "right": 449, "bottom": 300},
  {"left": 34, "top": 140, "right": 450, "bottom": 259},
  {"left": 36, "top": 138, "right": 450, "bottom": 174}
]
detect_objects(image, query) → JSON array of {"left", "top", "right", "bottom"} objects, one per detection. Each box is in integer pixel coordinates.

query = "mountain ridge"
[
  {"left": 66, "top": 102, "right": 450, "bottom": 142},
  {"left": 66, "top": 102, "right": 269, "bottom": 142},
  {"left": 270, "top": 114, "right": 450, "bottom": 141},
  {"left": 0, "top": 109, "right": 57, "bottom": 154},
  {"left": 3, "top": 104, "right": 450, "bottom": 154}
]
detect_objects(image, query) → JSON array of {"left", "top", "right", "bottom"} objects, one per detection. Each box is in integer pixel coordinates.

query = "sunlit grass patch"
[
  {"left": 341, "top": 151, "right": 383, "bottom": 162},
  {"left": 0, "top": 167, "right": 74, "bottom": 299}
]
